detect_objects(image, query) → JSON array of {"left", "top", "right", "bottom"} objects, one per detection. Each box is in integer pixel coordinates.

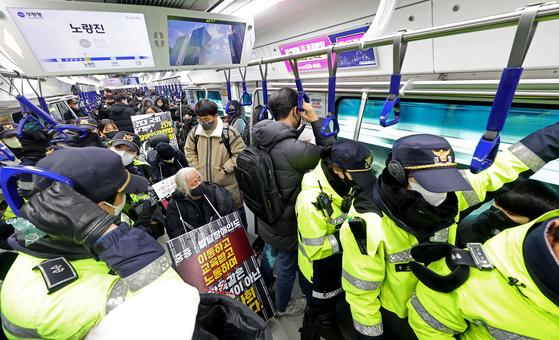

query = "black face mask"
[
  {"left": 104, "top": 131, "right": 118, "bottom": 139},
  {"left": 190, "top": 183, "right": 206, "bottom": 198},
  {"left": 487, "top": 205, "right": 522, "bottom": 231}
]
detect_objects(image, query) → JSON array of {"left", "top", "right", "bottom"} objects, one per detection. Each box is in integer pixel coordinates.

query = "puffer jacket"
[
  {"left": 166, "top": 183, "right": 239, "bottom": 240},
  {"left": 148, "top": 150, "right": 189, "bottom": 182},
  {"left": 184, "top": 119, "right": 246, "bottom": 208},
  {"left": 110, "top": 102, "right": 135, "bottom": 133},
  {"left": 138, "top": 98, "right": 163, "bottom": 115},
  {"left": 252, "top": 119, "right": 335, "bottom": 252}
]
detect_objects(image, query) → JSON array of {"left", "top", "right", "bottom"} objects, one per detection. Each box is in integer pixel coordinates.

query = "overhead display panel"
[
  {"left": 167, "top": 16, "right": 246, "bottom": 66},
  {"left": 103, "top": 78, "right": 122, "bottom": 86},
  {"left": 0, "top": 0, "right": 255, "bottom": 77},
  {"left": 7, "top": 8, "right": 155, "bottom": 73}
]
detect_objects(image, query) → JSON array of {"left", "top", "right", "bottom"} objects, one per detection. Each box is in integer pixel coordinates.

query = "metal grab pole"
[
  {"left": 216, "top": 3, "right": 559, "bottom": 70},
  {"left": 353, "top": 91, "right": 370, "bottom": 141}
]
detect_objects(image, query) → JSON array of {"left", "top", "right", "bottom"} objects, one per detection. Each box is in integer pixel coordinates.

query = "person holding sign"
[{"left": 166, "top": 168, "right": 239, "bottom": 239}]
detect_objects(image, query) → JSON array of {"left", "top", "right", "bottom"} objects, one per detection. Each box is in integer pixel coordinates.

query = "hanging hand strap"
[
  {"left": 223, "top": 68, "right": 236, "bottom": 115},
  {"left": 0, "top": 166, "right": 74, "bottom": 217},
  {"left": 258, "top": 59, "right": 273, "bottom": 121},
  {"left": 470, "top": 4, "right": 540, "bottom": 174},
  {"left": 380, "top": 30, "right": 408, "bottom": 127},
  {"left": 287, "top": 54, "right": 310, "bottom": 112},
  {"left": 0, "top": 143, "right": 16, "bottom": 162},
  {"left": 238, "top": 67, "right": 252, "bottom": 107},
  {"left": 322, "top": 45, "right": 340, "bottom": 137}
]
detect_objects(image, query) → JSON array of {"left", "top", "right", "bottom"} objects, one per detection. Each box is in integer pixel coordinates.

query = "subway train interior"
[{"left": 1, "top": 0, "right": 559, "bottom": 339}]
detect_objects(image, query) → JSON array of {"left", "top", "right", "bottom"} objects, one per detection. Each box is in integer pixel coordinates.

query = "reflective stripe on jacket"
[
  {"left": 407, "top": 210, "right": 559, "bottom": 340},
  {"left": 340, "top": 145, "right": 538, "bottom": 338}
]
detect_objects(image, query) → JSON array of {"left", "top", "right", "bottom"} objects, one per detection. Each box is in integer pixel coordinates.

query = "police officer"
[
  {"left": 76, "top": 117, "right": 105, "bottom": 147},
  {"left": 340, "top": 124, "right": 559, "bottom": 339},
  {"left": 407, "top": 211, "right": 559, "bottom": 339},
  {"left": 109, "top": 131, "right": 151, "bottom": 180},
  {"left": 297, "top": 140, "right": 376, "bottom": 340},
  {"left": 65, "top": 98, "right": 84, "bottom": 120},
  {"left": 0, "top": 147, "right": 194, "bottom": 339}
]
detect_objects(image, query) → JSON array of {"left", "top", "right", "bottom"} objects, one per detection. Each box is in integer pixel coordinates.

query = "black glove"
[
  {"left": 19, "top": 129, "right": 51, "bottom": 158},
  {"left": 134, "top": 199, "right": 157, "bottom": 227},
  {"left": 20, "top": 181, "right": 119, "bottom": 251}
]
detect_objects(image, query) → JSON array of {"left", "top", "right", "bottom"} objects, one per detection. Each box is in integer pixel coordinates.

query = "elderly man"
[{"left": 166, "top": 168, "right": 239, "bottom": 239}]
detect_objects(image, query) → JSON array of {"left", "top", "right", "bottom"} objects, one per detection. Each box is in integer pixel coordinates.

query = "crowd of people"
[{"left": 0, "top": 85, "right": 558, "bottom": 340}]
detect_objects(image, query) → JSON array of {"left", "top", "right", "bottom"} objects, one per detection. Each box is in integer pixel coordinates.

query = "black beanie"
[
  {"left": 156, "top": 143, "right": 176, "bottom": 161},
  {"left": 523, "top": 217, "right": 559, "bottom": 307}
]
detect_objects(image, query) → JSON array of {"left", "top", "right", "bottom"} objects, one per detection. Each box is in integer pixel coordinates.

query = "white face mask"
[
  {"left": 110, "top": 147, "right": 136, "bottom": 166},
  {"left": 157, "top": 103, "right": 163, "bottom": 107},
  {"left": 104, "top": 192, "right": 126, "bottom": 216},
  {"left": 409, "top": 181, "right": 447, "bottom": 207},
  {"left": 3, "top": 137, "right": 22, "bottom": 149}
]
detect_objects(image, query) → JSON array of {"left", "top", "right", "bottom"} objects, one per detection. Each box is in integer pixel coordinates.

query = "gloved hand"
[
  {"left": 19, "top": 129, "right": 51, "bottom": 158},
  {"left": 134, "top": 199, "right": 157, "bottom": 227},
  {"left": 20, "top": 181, "right": 119, "bottom": 251}
]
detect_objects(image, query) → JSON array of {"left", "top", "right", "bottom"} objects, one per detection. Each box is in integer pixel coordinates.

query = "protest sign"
[
  {"left": 131, "top": 112, "right": 178, "bottom": 149},
  {"left": 167, "top": 212, "right": 275, "bottom": 320},
  {"left": 152, "top": 175, "right": 177, "bottom": 201}
]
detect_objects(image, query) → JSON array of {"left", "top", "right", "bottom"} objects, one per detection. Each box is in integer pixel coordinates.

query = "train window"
[{"left": 197, "top": 91, "right": 224, "bottom": 115}]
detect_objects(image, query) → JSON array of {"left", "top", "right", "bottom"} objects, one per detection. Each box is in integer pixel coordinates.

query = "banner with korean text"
[
  {"left": 131, "top": 111, "right": 178, "bottom": 149},
  {"left": 167, "top": 212, "right": 275, "bottom": 321}
]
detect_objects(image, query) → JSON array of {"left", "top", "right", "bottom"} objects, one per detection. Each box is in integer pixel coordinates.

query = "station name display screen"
[
  {"left": 167, "top": 16, "right": 246, "bottom": 66},
  {"left": 7, "top": 8, "right": 155, "bottom": 73},
  {"left": 103, "top": 78, "right": 122, "bottom": 86}
]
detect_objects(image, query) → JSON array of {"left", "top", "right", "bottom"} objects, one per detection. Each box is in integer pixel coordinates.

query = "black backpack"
[{"left": 234, "top": 146, "right": 283, "bottom": 224}]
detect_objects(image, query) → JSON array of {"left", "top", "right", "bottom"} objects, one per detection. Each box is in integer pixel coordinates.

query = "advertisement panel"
[{"left": 280, "top": 26, "right": 377, "bottom": 72}]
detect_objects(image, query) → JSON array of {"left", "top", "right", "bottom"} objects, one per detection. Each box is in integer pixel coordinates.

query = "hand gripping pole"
[
  {"left": 380, "top": 30, "right": 408, "bottom": 127},
  {"left": 470, "top": 4, "right": 541, "bottom": 174},
  {"left": 321, "top": 45, "right": 340, "bottom": 137}
]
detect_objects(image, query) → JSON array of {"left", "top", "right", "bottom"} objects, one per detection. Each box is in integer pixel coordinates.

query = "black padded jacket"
[{"left": 110, "top": 102, "right": 136, "bottom": 133}]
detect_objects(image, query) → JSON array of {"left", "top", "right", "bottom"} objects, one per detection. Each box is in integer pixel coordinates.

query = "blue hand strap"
[
  {"left": 0, "top": 143, "right": 16, "bottom": 162},
  {"left": 287, "top": 54, "right": 309, "bottom": 112},
  {"left": 258, "top": 60, "right": 273, "bottom": 121},
  {"left": 17, "top": 115, "right": 45, "bottom": 139},
  {"left": 470, "top": 4, "right": 540, "bottom": 174},
  {"left": 223, "top": 69, "right": 236, "bottom": 115},
  {"left": 380, "top": 30, "right": 407, "bottom": 127},
  {"left": 238, "top": 67, "right": 252, "bottom": 106},
  {"left": 16, "top": 95, "right": 58, "bottom": 128},
  {"left": 322, "top": 45, "right": 340, "bottom": 137},
  {"left": 0, "top": 166, "right": 74, "bottom": 217}
]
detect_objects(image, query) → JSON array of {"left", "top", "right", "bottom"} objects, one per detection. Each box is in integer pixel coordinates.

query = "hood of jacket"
[
  {"left": 252, "top": 120, "right": 297, "bottom": 152},
  {"left": 141, "top": 97, "right": 155, "bottom": 107}
]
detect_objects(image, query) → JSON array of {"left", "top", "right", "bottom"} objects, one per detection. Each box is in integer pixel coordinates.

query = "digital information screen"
[
  {"left": 103, "top": 78, "right": 122, "bottom": 86},
  {"left": 123, "top": 77, "right": 139, "bottom": 85},
  {"left": 7, "top": 8, "right": 155, "bottom": 73},
  {"left": 167, "top": 16, "right": 246, "bottom": 66}
]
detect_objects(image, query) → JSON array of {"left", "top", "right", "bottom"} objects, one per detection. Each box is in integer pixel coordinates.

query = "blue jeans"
[
  {"left": 238, "top": 206, "right": 249, "bottom": 230},
  {"left": 260, "top": 243, "right": 298, "bottom": 312}
]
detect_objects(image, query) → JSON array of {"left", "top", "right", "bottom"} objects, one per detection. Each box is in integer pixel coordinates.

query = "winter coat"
[
  {"left": 148, "top": 149, "right": 189, "bottom": 182},
  {"left": 251, "top": 119, "right": 335, "bottom": 252},
  {"left": 110, "top": 102, "right": 136, "bottom": 133},
  {"left": 227, "top": 113, "right": 247, "bottom": 138},
  {"left": 184, "top": 119, "right": 246, "bottom": 208},
  {"left": 166, "top": 183, "right": 239, "bottom": 240},
  {"left": 129, "top": 96, "right": 144, "bottom": 112}
]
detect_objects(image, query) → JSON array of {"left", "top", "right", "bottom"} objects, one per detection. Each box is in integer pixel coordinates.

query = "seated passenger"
[
  {"left": 98, "top": 118, "right": 119, "bottom": 143},
  {"left": 109, "top": 131, "right": 151, "bottom": 180},
  {"left": 0, "top": 122, "right": 23, "bottom": 159},
  {"left": 166, "top": 168, "right": 239, "bottom": 239},
  {"left": 0, "top": 147, "right": 191, "bottom": 340},
  {"left": 76, "top": 117, "right": 105, "bottom": 147},
  {"left": 408, "top": 213, "right": 559, "bottom": 339},
  {"left": 456, "top": 179, "right": 559, "bottom": 247},
  {"left": 149, "top": 143, "right": 188, "bottom": 182}
]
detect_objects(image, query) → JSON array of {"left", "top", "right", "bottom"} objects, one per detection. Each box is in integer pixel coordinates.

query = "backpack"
[
  {"left": 233, "top": 146, "right": 284, "bottom": 224},
  {"left": 190, "top": 123, "right": 232, "bottom": 158},
  {"left": 242, "top": 123, "right": 252, "bottom": 147}
]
